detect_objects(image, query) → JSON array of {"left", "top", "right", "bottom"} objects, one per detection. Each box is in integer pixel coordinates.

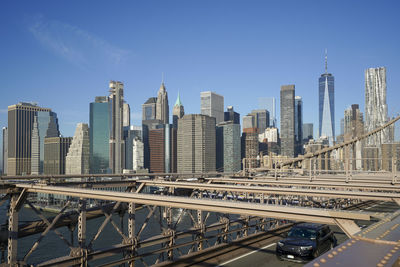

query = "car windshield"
[{"left": 288, "top": 227, "right": 317, "bottom": 239}]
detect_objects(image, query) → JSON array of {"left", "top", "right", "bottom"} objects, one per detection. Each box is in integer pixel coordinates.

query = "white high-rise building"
[
  {"left": 65, "top": 123, "right": 90, "bottom": 175},
  {"left": 123, "top": 102, "right": 130, "bottom": 127},
  {"left": 200, "top": 91, "right": 224, "bottom": 124},
  {"left": 259, "top": 127, "right": 279, "bottom": 143},
  {"left": 365, "top": 67, "right": 389, "bottom": 146},
  {"left": 132, "top": 137, "right": 144, "bottom": 171}
]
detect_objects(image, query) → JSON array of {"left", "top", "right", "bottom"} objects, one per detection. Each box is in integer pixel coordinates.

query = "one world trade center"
[{"left": 319, "top": 51, "right": 335, "bottom": 145}]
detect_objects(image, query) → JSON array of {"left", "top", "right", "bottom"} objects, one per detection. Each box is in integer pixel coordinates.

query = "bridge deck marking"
[{"left": 217, "top": 242, "right": 276, "bottom": 266}]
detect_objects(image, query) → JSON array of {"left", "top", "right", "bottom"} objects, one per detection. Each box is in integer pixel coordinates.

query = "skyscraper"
[
  {"left": 344, "top": 104, "right": 364, "bottom": 140},
  {"left": 177, "top": 114, "right": 216, "bottom": 173},
  {"left": 31, "top": 111, "right": 60, "bottom": 175},
  {"left": 242, "top": 115, "right": 255, "bottom": 129},
  {"left": 302, "top": 123, "right": 313, "bottom": 142},
  {"left": 280, "top": 85, "right": 295, "bottom": 158},
  {"left": 124, "top": 126, "right": 142, "bottom": 171},
  {"left": 2, "top": 127, "right": 8, "bottom": 175},
  {"left": 90, "top": 96, "right": 111, "bottom": 174},
  {"left": 44, "top": 137, "right": 72, "bottom": 175},
  {"left": 319, "top": 52, "right": 335, "bottom": 144},
  {"left": 200, "top": 91, "right": 224, "bottom": 124},
  {"left": 365, "top": 67, "right": 389, "bottom": 146},
  {"left": 132, "top": 137, "right": 144, "bottom": 172},
  {"left": 250, "top": 109, "right": 270, "bottom": 133},
  {"left": 216, "top": 121, "right": 241, "bottom": 173},
  {"left": 142, "top": 97, "right": 157, "bottom": 121},
  {"left": 156, "top": 82, "right": 169, "bottom": 124},
  {"left": 294, "top": 96, "right": 303, "bottom": 155},
  {"left": 224, "top": 106, "right": 240, "bottom": 124},
  {"left": 173, "top": 92, "right": 184, "bottom": 128},
  {"left": 149, "top": 127, "right": 165, "bottom": 173},
  {"left": 258, "top": 97, "right": 276, "bottom": 127},
  {"left": 242, "top": 128, "right": 259, "bottom": 168},
  {"left": 65, "top": 123, "right": 90, "bottom": 175},
  {"left": 109, "top": 81, "right": 125, "bottom": 173},
  {"left": 123, "top": 102, "right": 131, "bottom": 128},
  {"left": 7, "top": 102, "right": 56, "bottom": 175},
  {"left": 31, "top": 116, "right": 40, "bottom": 175}
]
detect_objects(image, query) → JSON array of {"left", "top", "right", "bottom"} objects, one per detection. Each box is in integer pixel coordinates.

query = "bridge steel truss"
[{"left": 0, "top": 179, "right": 385, "bottom": 267}]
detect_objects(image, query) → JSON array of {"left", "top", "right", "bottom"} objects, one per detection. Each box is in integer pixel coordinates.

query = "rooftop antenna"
[
  {"left": 162, "top": 72, "right": 165, "bottom": 84},
  {"left": 325, "top": 49, "right": 328, "bottom": 74}
]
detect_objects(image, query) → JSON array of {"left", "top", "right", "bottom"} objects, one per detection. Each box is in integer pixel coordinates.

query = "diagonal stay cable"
[
  {"left": 98, "top": 202, "right": 128, "bottom": 241},
  {"left": 24, "top": 200, "right": 71, "bottom": 261},
  {"left": 137, "top": 205, "right": 157, "bottom": 241},
  {"left": 88, "top": 201, "right": 122, "bottom": 248}
]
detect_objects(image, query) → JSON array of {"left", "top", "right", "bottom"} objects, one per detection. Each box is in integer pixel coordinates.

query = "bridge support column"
[
  {"left": 166, "top": 207, "right": 174, "bottom": 261},
  {"left": 78, "top": 198, "right": 87, "bottom": 267},
  {"left": 7, "top": 193, "right": 19, "bottom": 266},
  {"left": 309, "top": 159, "right": 313, "bottom": 181},
  {"left": 197, "top": 209, "right": 204, "bottom": 251},
  {"left": 128, "top": 201, "right": 136, "bottom": 267}
]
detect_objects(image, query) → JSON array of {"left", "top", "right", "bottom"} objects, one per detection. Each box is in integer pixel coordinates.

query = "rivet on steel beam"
[
  {"left": 342, "top": 245, "right": 347, "bottom": 250},
  {"left": 320, "top": 258, "right": 326, "bottom": 263},
  {"left": 347, "top": 242, "right": 352, "bottom": 246},
  {"left": 377, "top": 263, "right": 384, "bottom": 267},
  {"left": 380, "top": 260, "right": 387, "bottom": 264},
  {"left": 313, "top": 263, "right": 320, "bottom": 267},
  {"left": 351, "top": 240, "right": 356, "bottom": 243},
  {"left": 387, "top": 253, "right": 393, "bottom": 257},
  {"left": 338, "top": 248, "right": 343, "bottom": 252},
  {"left": 332, "top": 251, "right": 338, "bottom": 255},
  {"left": 328, "top": 254, "right": 333, "bottom": 258},
  {"left": 384, "top": 256, "right": 390, "bottom": 260}
]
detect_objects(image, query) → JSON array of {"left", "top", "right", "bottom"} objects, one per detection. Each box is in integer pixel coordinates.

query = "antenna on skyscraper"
[
  {"left": 162, "top": 72, "right": 165, "bottom": 84},
  {"left": 325, "top": 49, "right": 328, "bottom": 74}
]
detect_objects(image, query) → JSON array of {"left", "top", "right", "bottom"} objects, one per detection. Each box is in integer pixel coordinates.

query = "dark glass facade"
[
  {"left": 318, "top": 73, "right": 335, "bottom": 141},
  {"left": 90, "top": 99, "right": 111, "bottom": 174}
]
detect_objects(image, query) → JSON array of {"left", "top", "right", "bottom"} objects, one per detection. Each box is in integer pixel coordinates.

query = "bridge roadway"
[{"left": 173, "top": 201, "right": 399, "bottom": 267}]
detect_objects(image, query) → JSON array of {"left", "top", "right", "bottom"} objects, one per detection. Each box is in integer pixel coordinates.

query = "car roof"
[{"left": 293, "top": 223, "right": 327, "bottom": 230}]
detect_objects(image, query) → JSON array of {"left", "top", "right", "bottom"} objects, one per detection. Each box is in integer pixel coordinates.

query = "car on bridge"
[{"left": 276, "top": 223, "right": 337, "bottom": 262}]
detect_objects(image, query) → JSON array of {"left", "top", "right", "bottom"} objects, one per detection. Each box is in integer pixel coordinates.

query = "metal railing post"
[{"left": 392, "top": 157, "right": 397, "bottom": 185}]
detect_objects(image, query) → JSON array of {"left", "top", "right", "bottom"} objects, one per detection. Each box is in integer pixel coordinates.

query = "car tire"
[{"left": 313, "top": 248, "right": 320, "bottom": 258}]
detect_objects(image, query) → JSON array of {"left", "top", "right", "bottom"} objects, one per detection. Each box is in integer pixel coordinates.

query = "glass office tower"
[
  {"left": 90, "top": 96, "right": 111, "bottom": 174},
  {"left": 319, "top": 53, "right": 335, "bottom": 144}
]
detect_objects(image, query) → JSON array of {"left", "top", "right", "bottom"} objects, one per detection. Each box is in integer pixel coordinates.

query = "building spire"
[
  {"left": 161, "top": 72, "right": 165, "bottom": 84},
  {"left": 175, "top": 91, "right": 183, "bottom": 106},
  {"left": 325, "top": 49, "right": 328, "bottom": 74}
]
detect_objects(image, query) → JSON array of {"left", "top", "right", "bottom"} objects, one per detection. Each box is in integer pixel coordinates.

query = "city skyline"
[{"left": 1, "top": 1, "right": 400, "bottom": 168}]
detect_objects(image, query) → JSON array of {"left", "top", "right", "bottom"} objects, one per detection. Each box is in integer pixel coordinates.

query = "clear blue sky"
[{"left": 1, "top": 0, "right": 400, "bottom": 169}]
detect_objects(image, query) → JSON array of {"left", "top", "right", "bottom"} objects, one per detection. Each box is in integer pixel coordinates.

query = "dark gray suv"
[{"left": 276, "top": 223, "right": 337, "bottom": 262}]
